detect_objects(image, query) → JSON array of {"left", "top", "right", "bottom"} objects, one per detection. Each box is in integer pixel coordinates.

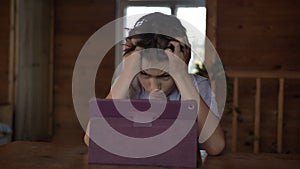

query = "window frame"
[
  {"left": 117, "top": 0, "right": 206, "bottom": 15},
  {"left": 115, "top": 0, "right": 208, "bottom": 67}
]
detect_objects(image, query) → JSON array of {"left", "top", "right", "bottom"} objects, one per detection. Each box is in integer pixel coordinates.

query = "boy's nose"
[
  {"left": 149, "top": 78, "right": 160, "bottom": 91},
  {"left": 149, "top": 88, "right": 166, "bottom": 100}
]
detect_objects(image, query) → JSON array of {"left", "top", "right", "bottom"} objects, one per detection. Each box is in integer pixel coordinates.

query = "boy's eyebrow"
[
  {"left": 140, "top": 71, "right": 170, "bottom": 78},
  {"left": 140, "top": 71, "right": 149, "bottom": 75},
  {"left": 157, "top": 73, "right": 170, "bottom": 78}
]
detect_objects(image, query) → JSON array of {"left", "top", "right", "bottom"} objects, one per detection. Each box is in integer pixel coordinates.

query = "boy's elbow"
[
  {"left": 206, "top": 139, "right": 225, "bottom": 156},
  {"left": 84, "top": 133, "right": 89, "bottom": 146}
]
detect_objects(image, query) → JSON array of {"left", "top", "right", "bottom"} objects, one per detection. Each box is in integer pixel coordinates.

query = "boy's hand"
[
  {"left": 123, "top": 50, "right": 142, "bottom": 77},
  {"left": 167, "top": 41, "right": 186, "bottom": 61},
  {"left": 123, "top": 38, "right": 143, "bottom": 58},
  {"left": 165, "top": 41, "right": 189, "bottom": 76},
  {"left": 122, "top": 38, "right": 144, "bottom": 76}
]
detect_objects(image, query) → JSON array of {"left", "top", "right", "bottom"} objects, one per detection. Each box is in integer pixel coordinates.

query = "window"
[{"left": 116, "top": 0, "right": 206, "bottom": 73}]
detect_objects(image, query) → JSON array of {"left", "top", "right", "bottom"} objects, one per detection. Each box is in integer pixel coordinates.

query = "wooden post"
[
  {"left": 14, "top": 0, "right": 52, "bottom": 140},
  {"left": 48, "top": 0, "right": 55, "bottom": 138},
  {"left": 9, "top": 0, "right": 16, "bottom": 106},
  {"left": 206, "top": 0, "right": 217, "bottom": 48},
  {"left": 277, "top": 78, "right": 284, "bottom": 153},
  {"left": 254, "top": 78, "right": 261, "bottom": 153},
  {"left": 231, "top": 77, "right": 239, "bottom": 152},
  {"left": 205, "top": 0, "right": 218, "bottom": 92}
]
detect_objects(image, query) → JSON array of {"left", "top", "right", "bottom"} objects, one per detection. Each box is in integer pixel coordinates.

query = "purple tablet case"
[{"left": 88, "top": 98, "right": 198, "bottom": 168}]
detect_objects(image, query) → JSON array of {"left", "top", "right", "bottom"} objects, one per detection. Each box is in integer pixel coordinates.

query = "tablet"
[{"left": 88, "top": 98, "right": 198, "bottom": 168}]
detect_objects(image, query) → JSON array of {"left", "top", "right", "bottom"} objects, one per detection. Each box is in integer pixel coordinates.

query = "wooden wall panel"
[
  {"left": 260, "top": 79, "right": 279, "bottom": 153},
  {"left": 217, "top": 0, "right": 300, "bottom": 71},
  {"left": 283, "top": 79, "right": 300, "bottom": 153},
  {"left": 218, "top": 0, "right": 300, "bottom": 153},
  {"left": 14, "top": 0, "right": 52, "bottom": 141},
  {"left": 53, "top": 0, "right": 115, "bottom": 145},
  {"left": 0, "top": 0, "right": 297, "bottom": 150},
  {"left": 235, "top": 79, "right": 255, "bottom": 152},
  {"left": 0, "top": 0, "right": 10, "bottom": 105}
]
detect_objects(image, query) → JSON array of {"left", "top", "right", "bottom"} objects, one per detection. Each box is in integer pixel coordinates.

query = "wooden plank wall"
[
  {"left": 14, "top": 0, "right": 52, "bottom": 141},
  {"left": 217, "top": 0, "right": 300, "bottom": 71},
  {"left": 53, "top": 0, "right": 115, "bottom": 145},
  {"left": 0, "top": 0, "right": 298, "bottom": 151},
  {"left": 0, "top": 0, "right": 10, "bottom": 105},
  {"left": 0, "top": 0, "right": 12, "bottom": 134},
  {"left": 217, "top": 0, "right": 300, "bottom": 153}
]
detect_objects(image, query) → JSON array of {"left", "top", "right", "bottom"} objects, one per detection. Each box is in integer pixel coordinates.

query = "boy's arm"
[
  {"left": 84, "top": 121, "right": 90, "bottom": 146},
  {"left": 107, "top": 49, "right": 142, "bottom": 99},
  {"left": 172, "top": 69, "right": 225, "bottom": 155},
  {"left": 84, "top": 48, "right": 142, "bottom": 145},
  {"left": 166, "top": 42, "right": 225, "bottom": 155}
]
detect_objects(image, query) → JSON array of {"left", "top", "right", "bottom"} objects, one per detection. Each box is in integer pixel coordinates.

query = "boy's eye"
[
  {"left": 140, "top": 71, "right": 150, "bottom": 78},
  {"left": 159, "top": 73, "right": 171, "bottom": 80}
]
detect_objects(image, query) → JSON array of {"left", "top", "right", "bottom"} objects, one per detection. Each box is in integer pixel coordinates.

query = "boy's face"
[
  {"left": 137, "top": 69, "right": 175, "bottom": 97},
  {"left": 125, "top": 37, "right": 177, "bottom": 96}
]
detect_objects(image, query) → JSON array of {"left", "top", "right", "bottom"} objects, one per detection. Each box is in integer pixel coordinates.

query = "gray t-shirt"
[{"left": 130, "top": 74, "right": 220, "bottom": 119}]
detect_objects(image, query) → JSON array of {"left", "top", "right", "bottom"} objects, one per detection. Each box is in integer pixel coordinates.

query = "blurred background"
[{"left": 0, "top": 0, "right": 299, "bottom": 154}]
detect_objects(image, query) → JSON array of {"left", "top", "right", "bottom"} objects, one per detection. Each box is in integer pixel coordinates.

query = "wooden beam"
[
  {"left": 231, "top": 77, "right": 238, "bottom": 152},
  {"left": 14, "top": 0, "right": 52, "bottom": 140},
  {"left": 204, "top": 0, "right": 218, "bottom": 75},
  {"left": 9, "top": 0, "right": 16, "bottom": 106},
  {"left": 254, "top": 78, "right": 261, "bottom": 153},
  {"left": 206, "top": 0, "right": 217, "bottom": 48},
  {"left": 48, "top": 0, "right": 55, "bottom": 138},
  {"left": 277, "top": 78, "right": 284, "bottom": 153},
  {"left": 226, "top": 70, "right": 300, "bottom": 79}
]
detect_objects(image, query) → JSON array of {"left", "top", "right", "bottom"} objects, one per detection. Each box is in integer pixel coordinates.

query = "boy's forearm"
[
  {"left": 108, "top": 70, "right": 135, "bottom": 99},
  {"left": 172, "top": 74, "right": 208, "bottom": 130},
  {"left": 172, "top": 74, "right": 225, "bottom": 155},
  {"left": 201, "top": 124, "right": 225, "bottom": 155}
]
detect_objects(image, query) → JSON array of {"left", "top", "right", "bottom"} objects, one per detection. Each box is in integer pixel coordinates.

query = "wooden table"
[{"left": 0, "top": 141, "right": 299, "bottom": 169}]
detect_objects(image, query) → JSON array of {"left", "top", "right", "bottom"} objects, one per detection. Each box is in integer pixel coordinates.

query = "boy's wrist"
[{"left": 122, "top": 69, "right": 138, "bottom": 79}]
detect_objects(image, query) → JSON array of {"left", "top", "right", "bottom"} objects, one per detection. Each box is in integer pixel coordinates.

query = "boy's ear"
[
  {"left": 125, "top": 38, "right": 132, "bottom": 49},
  {"left": 184, "top": 46, "right": 191, "bottom": 64},
  {"left": 165, "top": 44, "right": 175, "bottom": 52},
  {"left": 123, "top": 39, "right": 137, "bottom": 57}
]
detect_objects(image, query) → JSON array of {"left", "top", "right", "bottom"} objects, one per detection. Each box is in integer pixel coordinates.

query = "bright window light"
[
  {"left": 123, "top": 6, "right": 207, "bottom": 73},
  {"left": 177, "top": 7, "right": 207, "bottom": 73},
  {"left": 126, "top": 7, "right": 171, "bottom": 28},
  {"left": 177, "top": 7, "right": 207, "bottom": 36}
]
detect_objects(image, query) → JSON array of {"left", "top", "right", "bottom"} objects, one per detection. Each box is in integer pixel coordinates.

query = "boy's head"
[
  {"left": 125, "top": 12, "right": 190, "bottom": 96},
  {"left": 138, "top": 49, "right": 175, "bottom": 96},
  {"left": 124, "top": 12, "right": 191, "bottom": 64}
]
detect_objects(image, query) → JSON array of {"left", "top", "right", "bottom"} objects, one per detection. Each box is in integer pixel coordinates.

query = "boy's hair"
[{"left": 125, "top": 12, "right": 191, "bottom": 64}]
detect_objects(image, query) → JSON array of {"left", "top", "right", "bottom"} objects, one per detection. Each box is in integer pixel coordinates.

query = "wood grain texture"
[
  {"left": 14, "top": 0, "right": 52, "bottom": 140},
  {"left": 231, "top": 78, "right": 238, "bottom": 152},
  {"left": 0, "top": 141, "right": 299, "bottom": 169},
  {"left": 218, "top": 0, "right": 300, "bottom": 153},
  {"left": 254, "top": 78, "right": 261, "bottom": 153},
  {"left": 53, "top": 0, "right": 116, "bottom": 145},
  {"left": 277, "top": 78, "right": 284, "bottom": 153},
  {"left": 217, "top": 0, "right": 300, "bottom": 71},
  {"left": 206, "top": 0, "right": 217, "bottom": 47},
  {"left": 0, "top": 0, "right": 10, "bottom": 104}
]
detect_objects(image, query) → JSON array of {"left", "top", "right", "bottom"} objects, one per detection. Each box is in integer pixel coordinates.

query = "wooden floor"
[{"left": 0, "top": 141, "right": 299, "bottom": 169}]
